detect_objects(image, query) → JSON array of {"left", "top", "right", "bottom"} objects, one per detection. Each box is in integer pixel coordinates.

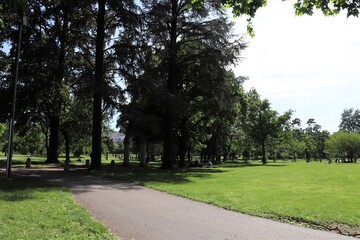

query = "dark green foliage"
[
  {"left": 243, "top": 89, "right": 292, "bottom": 164},
  {"left": 1, "top": 0, "right": 358, "bottom": 171},
  {"left": 339, "top": 108, "right": 360, "bottom": 133},
  {"left": 0, "top": 0, "right": 96, "bottom": 163},
  {"left": 0, "top": 0, "right": 125, "bottom": 167},
  {"left": 90, "top": 0, "right": 135, "bottom": 170},
  {"left": 90, "top": 0, "right": 106, "bottom": 170},
  {"left": 292, "top": 0, "right": 359, "bottom": 17},
  {"left": 117, "top": 0, "right": 247, "bottom": 168},
  {"left": 305, "top": 118, "right": 329, "bottom": 160},
  {"left": 326, "top": 131, "right": 360, "bottom": 162}
]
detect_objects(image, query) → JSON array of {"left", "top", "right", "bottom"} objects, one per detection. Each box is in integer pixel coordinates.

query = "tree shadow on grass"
[
  {"left": 0, "top": 160, "right": 287, "bottom": 201},
  {"left": 0, "top": 160, "right": 291, "bottom": 198},
  {"left": 0, "top": 164, "right": 227, "bottom": 196},
  {"left": 99, "top": 162, "right": 227, "bottom": 186},
  {"left": 0, "top": 176, "right": 66, "bottom": 202}
]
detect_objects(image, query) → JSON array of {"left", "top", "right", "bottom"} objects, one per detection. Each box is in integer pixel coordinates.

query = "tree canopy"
[
  {"left": 326, "top": 131, "right": 360, "bottom": 162},
  {"left": 339, "top": 108, "right": 360, "bottom": 133},
  {"left": 292, "top": 0, "right": 359, "bottom": 17},
  {"left": 0, "top": 0, "right": 358, "bottom": 169}
]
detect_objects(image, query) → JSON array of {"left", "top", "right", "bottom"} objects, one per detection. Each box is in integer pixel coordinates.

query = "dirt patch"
[
  {"left": 326, "top": 223, "right": 360, "bottom": 238},
  {"left": 276, "top": 216, "right": 360, "bottom": 238}
]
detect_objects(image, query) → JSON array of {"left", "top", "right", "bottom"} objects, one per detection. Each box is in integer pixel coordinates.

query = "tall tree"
[
  {"left": 244, "top": 89, "right": 292, "bottom": 164},
  {"left": 1, "top": 1, "right": 94, "bottom": 163},
  {"left": 89, "top": 0, "right": 135, "bottom": 170},
  {"left": 191, "top": 71, "right": 246, "bottom": 165},
  {"left": 140, "top": 0, "right": 246, "bottom": 168},
  {"left": 90, "top": 0, "right": 106, "bottom": 170},
  {"left": 284, "top": 118, "right": 307, "bottom": 160},
  {"left": 14, "top": 124, "right": 45, "bottom": 155},
  {"left": 61, "top": 92, "right": 93, "bottom": 161},
  {"left": 339, "top": 108, "right": 360, "bottom": 133},
  {"left": 326, "top": 131, "right": 360, "bottom": 162},
  {"left": 305, "top": 118, "right": 329, "bottom": 160}
]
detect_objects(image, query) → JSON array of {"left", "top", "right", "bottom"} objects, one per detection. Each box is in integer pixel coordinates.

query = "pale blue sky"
[{"left": 233, "top": 0, "right": 360, "bottom": 133}]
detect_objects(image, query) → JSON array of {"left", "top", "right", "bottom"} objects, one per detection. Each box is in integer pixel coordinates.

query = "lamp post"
[{"left": 5, "top": 14, "right": 27, "bottom": 180}]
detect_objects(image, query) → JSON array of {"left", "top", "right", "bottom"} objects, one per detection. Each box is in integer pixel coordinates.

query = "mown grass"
[
  {"left": 0, "top": 177, "right": 116, "bottom": 240},
  {"left": 0, "top": 152, "right": 119, "bottom": 168},
  {"left": 3, "top": 153, "right": 359, "bottom": 232},
  {"left": 103, "top": 160, "right": 360, "bottom": 227}
]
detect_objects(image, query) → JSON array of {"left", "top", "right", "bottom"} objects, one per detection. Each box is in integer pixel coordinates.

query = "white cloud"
[{"left": 233, "top": 0, "right": 360, "bottom": 132}]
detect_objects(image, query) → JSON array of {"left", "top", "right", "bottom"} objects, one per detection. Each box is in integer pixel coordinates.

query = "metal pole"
[{"left": 5, "top": 21, "right": 23, "bottom": 180}]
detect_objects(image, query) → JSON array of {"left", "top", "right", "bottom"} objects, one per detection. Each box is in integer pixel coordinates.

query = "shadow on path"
[{"left": 0, "top": 168, "right": 143, "bottom": 195}]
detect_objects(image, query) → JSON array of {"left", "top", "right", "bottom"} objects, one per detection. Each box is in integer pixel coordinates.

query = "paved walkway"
[{"left": 5, "top": 168, "right": 356, "bottom": 240}]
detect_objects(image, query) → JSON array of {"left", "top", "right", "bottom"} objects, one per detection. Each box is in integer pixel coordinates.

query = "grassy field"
[
  {"left": 102, "top": 160, "right": 360, "bottom": 230},
  {"left": 0, "top": 177, "right": 116, "bottom": 240},
  {"left": 0, "top": 153, "right": 118, "bottom": 168},
  {"left": 2, "top": 152, "right": 359, "bottom": 236}
]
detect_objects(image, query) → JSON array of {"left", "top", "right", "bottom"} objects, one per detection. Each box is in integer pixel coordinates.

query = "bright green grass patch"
[
  {"left": 103, "top": 161, "right": 360, "bottom": 226},
  {"left": 0, "top": 153, "right": 117, "bottom": 168},
  {"left": 0, "top": 153, "right": 46, "bottom": 168},
  {"left": 0, "top": 177, "right": 116, "bottom": 240}
]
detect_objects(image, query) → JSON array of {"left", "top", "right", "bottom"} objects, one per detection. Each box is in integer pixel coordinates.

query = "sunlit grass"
[
  {"left": 103, "top": 160, "right": 360, "bottom": 226},
  {"left": 4, "top": 152, "right": 359, "bottom": 228},
  {"left": 0, "top": 177, "right": 116, "bottom": 239},
  {"left": 0, "top": 152, "right": 121, "bottom": 168}
]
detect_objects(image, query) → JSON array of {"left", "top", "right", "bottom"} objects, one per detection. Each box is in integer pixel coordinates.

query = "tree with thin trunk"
[{"left": 244, "top": 89, "right": 292, "bottom": 164}]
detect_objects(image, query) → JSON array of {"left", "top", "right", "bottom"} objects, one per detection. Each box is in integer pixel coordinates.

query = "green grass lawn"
[
  {"left": 2, "top": 153, "right": 359, "bottom": 236},
  {"left": 103, "top": 160, "right": 360, "bottom": 228},
  {"left": 0, "top": 177, "right": 116, "bottom": 240},
  {"left": 0, "top": 153, "right": 117, "bottom": 168}
]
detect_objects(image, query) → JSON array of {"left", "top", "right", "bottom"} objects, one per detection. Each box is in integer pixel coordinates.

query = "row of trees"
[
  {"left": 0, "top": 122, "right": 123, "bottom": 157},
  {"left": 0, "top": 0, "right": 358, "bottom": 169},
  {"left": 1, "top": 0, "right": 129, "bottom": 168},
  {"left": 2, "top": 104, "right": 359, "bottom": 165},
  {"left": 0, "top": 0, "right": 269, "bottom": 169},
  {"left": 327, "top": 108, "right": 360, "bottom": 163}
]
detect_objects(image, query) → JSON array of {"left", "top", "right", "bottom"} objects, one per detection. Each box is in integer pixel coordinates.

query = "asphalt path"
[{"left": 5, "top": 168, "right": 356, "bottom": 240}]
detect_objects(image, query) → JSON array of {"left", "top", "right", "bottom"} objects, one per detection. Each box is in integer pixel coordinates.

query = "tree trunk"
[
  {"left": 161, "top": 0, "right": 178, "bottom": 169},
  {"left": 45, "top": 115, "right": 60, "bottom": 163},
  {"left": 40, "top": 120, "right": 49, "bottom": 157},
  {"left": 163, "top": 107, "right": 175, "bottom": 169},
  {"left": 200, "top": 151, "right": 205, "bottom": 162},
  {"left": 45, "top": 5, "right": 69, "bottom": 164},
  {"left": 261, "top": 142, "right": 267, "bottom": 164},
  {"left": 146, "top": 142, "right": 150, "bottom": 163},
  {"left": 216, "top": 154, "right": 221, "bottom": 163},
  {"left": 178, "top": 147, "right": 186, "bottom": 167},
  {"left": 139, "top": 136, "right": 147, "bottom": 167},
  {"left": 122, "top": 134, "right": 130, "bottom": 167},
  {"left": 187, "top": 142, "right": 192, "bottom": 161},
  {"left": 90, "top": 0, "right": 106, "bottom": 170},
  {"left": 63, "top": 130, "right": 70, "bottom": 162},
  {"left": 178, "top": 121, "right": 188, "bottom": 167},
  {"left": 223, "top": 144, "right": 230, "bottom": 162}
]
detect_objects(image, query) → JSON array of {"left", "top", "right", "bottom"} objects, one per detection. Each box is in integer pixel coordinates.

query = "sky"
[{"left": 233, "top": 0, "right": 360, "bottom": 133}]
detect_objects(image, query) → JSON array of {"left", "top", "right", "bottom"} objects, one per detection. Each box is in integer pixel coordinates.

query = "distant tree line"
[
  {"left": 0, "top": 0, "right": 358, "bottom": 168},
  {"left": 326, "top": 108, "right": 360, "bottom": 163}
]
